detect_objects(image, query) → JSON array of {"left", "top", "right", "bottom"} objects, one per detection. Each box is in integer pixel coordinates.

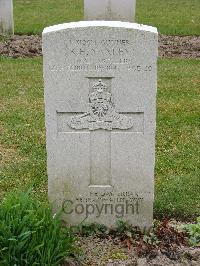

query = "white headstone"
[
  {"left": 84, "top": 0, "right": 136, "bottom": 22},
  {"left": 0, "top": 0, "right": 14, "bottom": 35},
  {"left": 43, "top": 21, "right": 158, "bottom": 228}
]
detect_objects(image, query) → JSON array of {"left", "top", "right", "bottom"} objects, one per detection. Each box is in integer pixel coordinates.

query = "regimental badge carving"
[{"left": 68, "top": 79, "right": 134, "bottom": 131}]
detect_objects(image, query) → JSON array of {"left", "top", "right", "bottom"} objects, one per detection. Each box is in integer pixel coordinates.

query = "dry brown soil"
[{"left": 64, "top": 236, "right": 200, "bottom": 266}]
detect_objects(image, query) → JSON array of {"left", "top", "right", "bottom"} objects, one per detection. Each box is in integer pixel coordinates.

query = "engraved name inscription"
[
  {"left": 67, "top": 39, "right": 131, "bottom": 58},
  {"left": 49, "top": 38, "right": 154, "bottom": 73}
]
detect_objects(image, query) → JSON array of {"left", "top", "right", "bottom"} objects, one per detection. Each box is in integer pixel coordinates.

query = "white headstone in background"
[
  {"left": 43, "top": 21, "right": 158, "bottom": 228},
  {"left": 0, "top": 0, "right": 14, "bottom": 35},
  {"left": 84, "top": 0, "right": 136, "bottom": 22}
]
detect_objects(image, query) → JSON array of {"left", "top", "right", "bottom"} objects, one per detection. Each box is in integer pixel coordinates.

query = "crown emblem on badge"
[{"left": 68, "top": 79, "right": 134, "bottom": 131}]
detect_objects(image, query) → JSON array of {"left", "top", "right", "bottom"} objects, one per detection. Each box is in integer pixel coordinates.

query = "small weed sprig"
[{"left": 73, "top": 223, "right": 109, "bottom": 237}]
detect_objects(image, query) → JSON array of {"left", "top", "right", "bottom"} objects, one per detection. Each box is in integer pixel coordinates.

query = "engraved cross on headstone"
[{"left": 57, "top": 78, "right": 144, "bottom": 187}]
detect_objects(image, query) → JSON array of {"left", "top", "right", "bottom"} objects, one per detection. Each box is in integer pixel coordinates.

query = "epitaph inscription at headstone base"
[
  {"left": 43, "top": 21, "right": 158, "bottom": 228},
  {"left": 84, "top": 0, "right": 136, "bottom": 22},
  {"left": 0, "top": 0, "right": 14, "bottom": 35}
]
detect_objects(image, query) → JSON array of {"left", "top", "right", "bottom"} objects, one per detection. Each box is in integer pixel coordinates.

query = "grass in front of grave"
[
  {"left": 13, "top": 0, "right": 200, "bottom": 35},
  {"left": 0, "top": 57, "right": 47, "bottom": 201},
  {"left": 0, "top": 57, "right": 199, "bottom": 219},
  {"left": 155, "top": 59, "right": 200, "bottom": 219}
]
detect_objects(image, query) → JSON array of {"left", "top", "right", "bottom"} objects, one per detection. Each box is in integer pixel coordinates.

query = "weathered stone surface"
[
  {"left": 84, "top": 0, "right": 136, "bottom": 22},
  {"left": 43, "top": 21, "right": 158, "bottom": 228},
  {"left": 0, "top": 0, "right": 14, "bottom": 35}
]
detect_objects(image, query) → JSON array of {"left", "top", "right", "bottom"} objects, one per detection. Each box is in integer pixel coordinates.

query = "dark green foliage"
[
  {"left": 0, "top": 190, "right": 76, "bottom": 265},
  {"left": 182, "top": 217, "right": 200, "bottom": 246}
]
